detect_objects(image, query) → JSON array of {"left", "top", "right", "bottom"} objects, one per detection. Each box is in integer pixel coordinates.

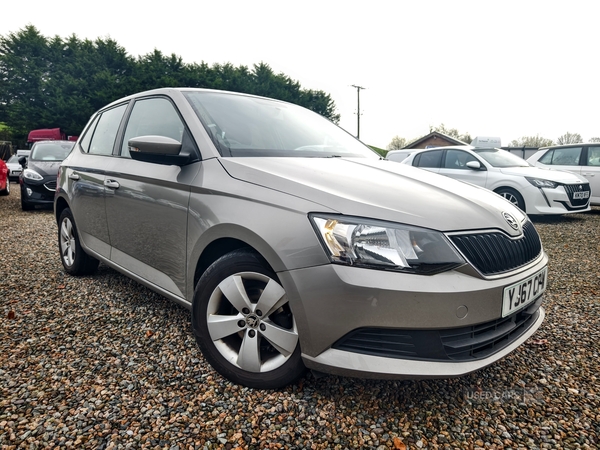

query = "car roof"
[{"left": 538, "top": 142, "right": 597, "bottom": 150}]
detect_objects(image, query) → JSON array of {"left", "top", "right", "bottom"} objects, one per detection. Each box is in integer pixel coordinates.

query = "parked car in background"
[
  {"left": 6, "top": 155, "right": 23, "bottom": 181},
  {"left": 385, "top": 149, "right": 414, "bottom": 163},
  {"left": 527, "top": 143, "right": 600, "bottom": 206},
  {"left": 20, "top": 140, "right": 74, "bottom": 210},
  {"left": 0, "top": 159, "right": 9, "bottom": 196},
  {"left": 400, "top": 145, "right": 591, "bottom": 215},
  {"left": 55, "top": 88, "right": 547, "bottom": 389}
]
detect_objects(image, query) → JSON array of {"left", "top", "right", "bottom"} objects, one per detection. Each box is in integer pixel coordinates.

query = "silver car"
[{"left": 54, "top": 88, "right": 548, "bottom": 388}]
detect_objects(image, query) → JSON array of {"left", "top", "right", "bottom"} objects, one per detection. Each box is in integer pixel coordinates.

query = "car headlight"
[
  {"left": 526, "top": 177, "right": 558, "bottom": 189},
  {"left": 23, "top": 169, "right": 43, "bottom": 181},
  {"left": 310, "top": 214, "right": 465, "bottom": 275}
]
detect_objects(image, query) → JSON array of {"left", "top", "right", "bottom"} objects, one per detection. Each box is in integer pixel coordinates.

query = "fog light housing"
[{"left": 26, "top": 188, "right": 33, "bottom": 196}]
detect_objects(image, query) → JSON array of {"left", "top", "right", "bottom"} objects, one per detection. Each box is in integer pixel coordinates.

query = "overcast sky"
[{"left": 3, "top": 1, "right": 599, "bottom": 148}]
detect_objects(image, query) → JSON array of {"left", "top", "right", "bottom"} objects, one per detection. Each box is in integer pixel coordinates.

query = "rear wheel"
[
  {"left": 58, "top": 208, "right": 99, "bottom": 275},
  {"left": 192, "top": 249, "right": 306, "bottom": 389},
  {"left": 496, "top": 187, "right": 526, "bottom": 212}
]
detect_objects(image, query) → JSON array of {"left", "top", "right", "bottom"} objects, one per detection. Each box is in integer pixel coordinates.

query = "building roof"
[{"left": 404, "top": 131, "right": 468, "bottom": 149}]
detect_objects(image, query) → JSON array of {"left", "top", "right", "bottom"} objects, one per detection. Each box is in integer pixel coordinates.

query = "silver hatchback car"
[{"left": 55, "top": 88, "right": 547, "bottom": 388}]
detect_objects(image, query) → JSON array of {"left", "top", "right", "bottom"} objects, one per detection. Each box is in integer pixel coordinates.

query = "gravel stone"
[{"left": 1, "top": 187, "right": 599, "bottom": 449}]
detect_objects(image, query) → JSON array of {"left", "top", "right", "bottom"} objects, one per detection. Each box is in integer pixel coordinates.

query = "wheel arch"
[
  {"left": 493, "top": 186, "right": 526, "bottom": 211},
  {"left": 193, "top": 237, "right": 269, "bottom": 288},
  {"left": 190, "top": 224, "right": 287, "bottom": 295},
  {"left": 54, "top": 195, "right": 70, "bottom": 225}
]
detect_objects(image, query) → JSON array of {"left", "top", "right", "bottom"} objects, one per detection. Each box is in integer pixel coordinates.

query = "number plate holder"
[{"left": 502, "top": 266, "right": 547, "bottom": 317}]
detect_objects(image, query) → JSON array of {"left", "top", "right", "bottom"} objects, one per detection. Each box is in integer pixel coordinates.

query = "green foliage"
[
  {"left": 429, "top": 123, "right": 471, "bottom": 144},
  {"left": 368, "top": 145, "right": 387, "bottom": 157},
  {"left": 556, "top": 132, "right": 582, "bottom": 145},
  {"left": 387, "top": 136, "right": 407, "bottom": 150},
  {"left": 0, "top": 26, "right": 340, "bottom": 142},
  {"left": 509, "top": 135, "right": 554, "bottom": 147}
]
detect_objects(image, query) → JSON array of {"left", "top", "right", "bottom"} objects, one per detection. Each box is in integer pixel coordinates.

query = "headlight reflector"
[{"left": 310, "top": 215, "right": 465, "bottom": 275}]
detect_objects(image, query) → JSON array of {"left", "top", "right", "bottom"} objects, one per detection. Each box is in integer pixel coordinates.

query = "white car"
[
  {"left": 400, "top": 145, "right": 591, "bottom": 215},
  {"left": 527, "top": 143, "right": 600, "bottom": 206},
  {"left": 6, "top": 154, "right": 23, "bottom": 182},
  {"left": 385, "top": 149, "right": 414, "bottom": 163}
]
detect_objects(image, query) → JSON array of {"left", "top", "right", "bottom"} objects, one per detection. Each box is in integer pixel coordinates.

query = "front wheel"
[
  {"left": 496, "top": 187, "right": 526, "bottom": 212},
  {"left": 192, "top": 249, "right": 306, "bottom": 389},
  {"left": 58, "top": 208, "right": 99, "bottom": 276}
]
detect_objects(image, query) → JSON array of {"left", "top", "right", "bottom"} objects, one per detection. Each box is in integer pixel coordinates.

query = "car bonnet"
[
  {"left": 27, "top": 160, "right": 62, "bottom": 178},
  {"left": 498, "top": 166, "right": 588, "bottom": 183},
  {"left": 219, "top": 157, "right": 527, "bottom": 236}
]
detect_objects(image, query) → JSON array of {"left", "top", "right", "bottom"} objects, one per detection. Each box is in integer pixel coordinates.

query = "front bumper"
[
  {"left": 303, "top": 306, "right": 544, "bottom": 379},
  {"left": 20, "top": 177, "right": 57, "bottom": 205},
  {"left": 279, "top": 253, "right": 547, "bottom": 379},
  {"left": 525, "top": 183, "right": 591, "bottom": 215}
]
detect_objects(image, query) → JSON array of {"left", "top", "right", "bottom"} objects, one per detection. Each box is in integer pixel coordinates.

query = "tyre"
[
  {"left": 496, "top": 187, "right": 526, "bottom": 212},
  {"left": 0, "top": 180, "right": 9, "bottom": 196},
  {"left": 58, "top": 208, "right": 99, "bottom": 276},
  {"left": 21, "top": 198, "right": 33, "bottom": 210},
  {"left": 192, "top": 248, "right": 306, "bottom": 389}
]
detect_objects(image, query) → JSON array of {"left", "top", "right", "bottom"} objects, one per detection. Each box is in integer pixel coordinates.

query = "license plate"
[
  {"left": 502, "top": 267, "right": 547, "bottom": 317},
  {"left": 573, "top": 191, "right": 589, "bottom": 199}
]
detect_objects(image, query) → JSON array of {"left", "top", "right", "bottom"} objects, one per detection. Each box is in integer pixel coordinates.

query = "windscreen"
[
  {"left": 183, "top": 91, "right": 379, "bottom": 159},
  {"left": 474, "top": 148, "right": 530, "bottom": 168},
  {"left": 30, "top": 142, "right": 74, "bottom": 161}
]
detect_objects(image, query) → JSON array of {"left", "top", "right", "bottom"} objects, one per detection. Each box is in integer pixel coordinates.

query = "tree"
[
  {"left": 0, "top": 26, "right": 136, "bottom": 138},
  {"left": 429, "top": 123, "right": 471, "bottom": 144},
  {"left": 509, "top": 135, "right": 554, "bottom": 147},
  {"left": 387, "top": 136, "right": 407, "bottom": 150},
  {"left": 557, "top": 132, "right": 582, "bottom": 145},
  {"left": 588, "top": 137, "right": 600, "bottom": 142},
  {"left": 0, "top": 26, "right": 341, "bottom": 142}
]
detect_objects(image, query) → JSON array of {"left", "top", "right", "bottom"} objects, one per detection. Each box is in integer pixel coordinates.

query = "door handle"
[
  {"left": 68, "top": 173, "right": 80, "bottom": 181},
  {"left": 582, "top": 172, "right": 595, "bottom": 177},
  {"left": 104, "top": 179, "right": 120, "bottom": 189}
]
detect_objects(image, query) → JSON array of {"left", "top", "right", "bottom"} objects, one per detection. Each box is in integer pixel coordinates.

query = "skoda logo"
[
  {"left": 579, "top": 185, "right": 583, "bottom": 191},
  {"left": 502, "top": 212, "right": 520, "bottom": 231},
  {"left": 246, "top": 314, "right": 260, "bottom": 329}
]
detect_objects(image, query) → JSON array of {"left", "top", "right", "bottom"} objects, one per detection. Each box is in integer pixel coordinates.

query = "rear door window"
[
  {"left": 414, "top": 150, "right": 443, "bottom": 168},
  {"left": 82, "top": 104, "right": 128, "bottom": 156}
]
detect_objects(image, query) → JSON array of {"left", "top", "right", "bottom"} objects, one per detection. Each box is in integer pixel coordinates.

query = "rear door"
[
  {"left": 67, "top": 103, "right": 129, "bottom": 259},
  {"left": 411, "top": 149, "right": 443, "bottom": 173}
]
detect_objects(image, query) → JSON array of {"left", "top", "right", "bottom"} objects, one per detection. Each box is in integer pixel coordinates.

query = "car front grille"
[
  {"left": 564, "top": 183, "right": 591, "bottom": 207},
  {"left": 448, "top": 221, "right": 542, "bottom": 276},
  {"left": 44, "top": 180, "right": 57, "bottom": 192},
  {"left": 332, "top": 298, "right": 542, "bottom": 362}
]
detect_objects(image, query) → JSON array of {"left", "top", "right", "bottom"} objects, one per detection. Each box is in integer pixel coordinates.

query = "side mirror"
[
  {"left": 466, "top": 161, "right": 482, "bottom": 170},
  {"left": 18, "top": 156, "right": 27, "bottom": 167},
  {"left": 128, "top": 135, "right": 188, "bottom": 166}
]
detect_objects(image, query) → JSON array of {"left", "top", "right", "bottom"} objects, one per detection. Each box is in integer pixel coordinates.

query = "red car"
[{"left": 0, "top": 159, "right": 10, "bottom": 196}]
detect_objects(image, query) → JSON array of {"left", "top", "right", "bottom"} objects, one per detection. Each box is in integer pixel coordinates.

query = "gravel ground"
[{"left": 1, "top": 185, "right": 599, "bottom": 450}]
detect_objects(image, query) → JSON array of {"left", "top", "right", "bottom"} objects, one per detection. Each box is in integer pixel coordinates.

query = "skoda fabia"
[{"left": 54, "top": 88, "right": 548, "bottom": 388}]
